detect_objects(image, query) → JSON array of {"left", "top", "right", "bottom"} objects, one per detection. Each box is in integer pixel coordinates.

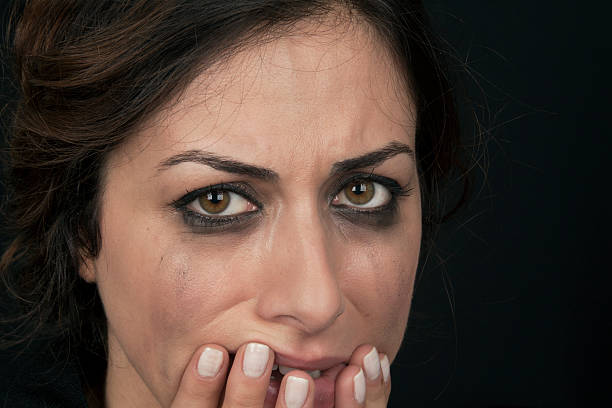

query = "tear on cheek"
[
  {"left": 147, "top": 252, "right": 198, "bottom": 337},
  {"left": 153, "top": 251, "right": 234, "bottom": 338}
]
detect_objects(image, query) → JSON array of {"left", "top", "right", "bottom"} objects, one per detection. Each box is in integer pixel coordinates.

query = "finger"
[
  {"left": 170, "top": 344, "right": 229, "bottom": 408},
  {"left": 221, "top": 342, "right": 274, "bottom": 408},
  {"left": 334, "top": 364, "right": 365, "bottom": 407},
  {"left": 275, "top": 370, "right": 314, "bottom": 408},
  {"left": 348, "top": 345, "right": 387, "bottom": 406},
  {"left": 379, "top": 353, "right": 391, "bottom": 398}
]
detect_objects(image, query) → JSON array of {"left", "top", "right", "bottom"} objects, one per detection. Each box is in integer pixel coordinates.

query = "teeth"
[
  {"left": 278, "top": 365, "right": 321, "bottom": 379},
  {"left": 309, "top": 370, "right": 321, "bottom": 379},
  {"left": 278, "top": 365, "right": 292, "bottom": 375}
]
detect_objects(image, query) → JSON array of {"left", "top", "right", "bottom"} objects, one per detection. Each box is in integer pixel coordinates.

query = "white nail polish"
[
  {"left": 242, "top": 343, "right": 269, "bottom": 378},
  {"left": 353, "top": 368, "right": 366, "bottom": 404},
  {"left": 285, "top": 376, "right": 309, "bottom": 408},
  {"left": 197, "top": 347, "right": 223, "bottom": 378},
  {"left": 363, "top": 347, "right": 381, "bottom": 380},
  {"left": 380, "top": 354, "right": 390, "bottom": 383}
]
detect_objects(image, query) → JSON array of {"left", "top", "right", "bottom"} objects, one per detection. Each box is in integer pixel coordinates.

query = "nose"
[{"left": 255, "top": 205, "right": 344, "bottom": 334}]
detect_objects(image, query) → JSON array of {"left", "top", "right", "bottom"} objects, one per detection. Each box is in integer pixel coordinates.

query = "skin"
[{"left": 81, "top": 17, "right": 421, "bottom": 408}]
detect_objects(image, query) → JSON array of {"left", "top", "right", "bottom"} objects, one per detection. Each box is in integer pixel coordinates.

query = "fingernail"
[
  {"left": 285, "top": 376, "right": 309, "bottom": 408},
  {"left": 353, "top": 368, "right": 366, "bottom": 404},
  {"left": 380, "top": 354, "right": 390, "bottom": 383},
  {"left": 242, "top": 343, "right": 269, "bottom": 378},
  {"left": 197, "top": 347, "right": 223, "bottom": 378},
  {"left": 363, "top": 346, "right": 381, "bottom": 380}
]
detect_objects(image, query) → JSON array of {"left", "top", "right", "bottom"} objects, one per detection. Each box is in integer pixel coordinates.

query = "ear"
[{"left": 78, "top": 256, "right": 97, "bottom": 283}]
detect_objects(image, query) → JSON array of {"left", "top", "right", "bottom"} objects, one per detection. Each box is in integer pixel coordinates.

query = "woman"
[{"left": 0, "top": 0, "right": 468, "bottom": 407}]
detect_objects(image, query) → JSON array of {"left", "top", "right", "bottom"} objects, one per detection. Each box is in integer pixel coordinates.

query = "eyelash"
[{"left": 171, "top": 174, "right": 413, "bottom": 233}]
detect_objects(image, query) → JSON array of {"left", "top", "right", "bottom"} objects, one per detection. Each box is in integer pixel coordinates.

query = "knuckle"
[
  {"left": 366, "top": 386, "right": 387, "bottom": 404},
  {"left": 171, "top": 377, "right": 221, "bottom": 407},
  {"left": 223, "top": 394, "right": 260, "bottom": 408}
]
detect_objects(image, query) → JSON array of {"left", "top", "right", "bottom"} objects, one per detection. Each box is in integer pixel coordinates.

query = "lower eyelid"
[
  {"left": 334, "top": 199, "right": 395, "bottom": 213},
  {"left": 338, "top": 195, "right": 400, "bottom": 217},
  {"left": 181, "top": 209, "right": 262, "bottom": 234}
]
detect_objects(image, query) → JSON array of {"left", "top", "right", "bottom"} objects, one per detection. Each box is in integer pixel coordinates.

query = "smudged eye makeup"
[
  {"left": 327, "top": 173, "right": 414, "bottom": 228},
  {"left": 171, "top": 182, "right": 263, "bottom": 233},
  {"left": 171, "top": 173, "right": 413, "bottom": 233}
]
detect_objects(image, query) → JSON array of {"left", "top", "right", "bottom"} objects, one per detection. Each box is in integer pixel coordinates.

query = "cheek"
[
  {"left": 98, "top": 231, "right": 256, "bottom": 393},
  {"left": 340, "top": 223, "right": 420, "bottom": 355},
  {"left": 147, "top": 244, "right": 251, "bottom": 346},
  {"left": 146, "top": 252, "right": 200, "bottom": 343},
  {"left": 344, "top": 244, "right": 415, "bottom": 315}
]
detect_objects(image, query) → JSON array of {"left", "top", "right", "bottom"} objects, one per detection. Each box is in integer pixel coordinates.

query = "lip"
[
  {"left": 264, "top": 362, "right": 346, "bottom": 408},
  {"left": 228, "top": 346, "right": 349, "bottom": 371},
  {"left": 273, "top": 352, "right": 348, "bottom": 371},
  {"left": 228, "top": 348, "right": 349, "bottom": 408}
]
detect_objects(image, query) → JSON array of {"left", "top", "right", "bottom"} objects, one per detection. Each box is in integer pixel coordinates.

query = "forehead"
[{"left": 117, "top": 18, "right": 416, "bottom": 173}]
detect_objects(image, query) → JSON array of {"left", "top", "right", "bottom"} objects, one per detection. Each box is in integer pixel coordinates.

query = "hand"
[
  {"left": 170, "top": 342, "right": 391, "bottom": 407},
  {"left": 334, "top": 344, "right": 391, "bottom": 407}
]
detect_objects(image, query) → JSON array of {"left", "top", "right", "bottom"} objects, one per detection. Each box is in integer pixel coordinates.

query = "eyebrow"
[
  {"left": 329, "top": 141, "right": 414, "bottom": 176},
  {"left": 157, "top": 141, "right": 414, "bottom": 180}
]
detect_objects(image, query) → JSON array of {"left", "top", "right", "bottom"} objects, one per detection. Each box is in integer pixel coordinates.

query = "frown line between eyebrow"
[{"left": 156, "top": 141, "right": 414, "bottom": 180}]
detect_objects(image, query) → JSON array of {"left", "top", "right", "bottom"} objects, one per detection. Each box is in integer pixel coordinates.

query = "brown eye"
[
  {"left": 187, "top": 188, "right": 257, "bottom": 217},
  {"left": 333, "top": 180, "right": 392, "bottom": 209},
  {"left": 198, "top": 190, "right": 230, "bottom": 214},
  {"left": 344, "top": 181, "right": 375, "bottom": 205}
]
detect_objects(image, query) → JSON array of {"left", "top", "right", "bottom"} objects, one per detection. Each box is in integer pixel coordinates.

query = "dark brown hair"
[{"left": 1, "top": 0, "right": 469, "bottom": 397}]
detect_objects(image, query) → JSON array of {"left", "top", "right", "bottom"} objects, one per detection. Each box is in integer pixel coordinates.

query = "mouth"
[
  {"left": 266, "top": 362, "right": 346, "bottom": 408},
  {"left": 228, "top": 352, "right": 347, "bottom": 378},
  {"left": 228, "top": 353, "right": 347, "bottom": 408}
]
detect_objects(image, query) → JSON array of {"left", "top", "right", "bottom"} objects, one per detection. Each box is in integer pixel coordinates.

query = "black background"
[
  {"left": 389, "top": 1, "right": 610, "bottom": 407},
  {"left": 1, "top": 1, "right": 609, "bottom": 407}
]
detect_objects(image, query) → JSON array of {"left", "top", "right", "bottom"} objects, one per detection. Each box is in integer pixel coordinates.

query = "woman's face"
[{"left": 86, "top": 21, "right": 421, "bottom": 406}]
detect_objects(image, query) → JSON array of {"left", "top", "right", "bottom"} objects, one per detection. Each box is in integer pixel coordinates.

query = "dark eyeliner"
[
  {"left": 171, "top": 182, "right": 263, "bottom": 233},
  {"left": 171, "top": 174, "right": 412, "bottom": 232},
  {"left": 330, "top": 173, "right": 413, "bottom": 227}
]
